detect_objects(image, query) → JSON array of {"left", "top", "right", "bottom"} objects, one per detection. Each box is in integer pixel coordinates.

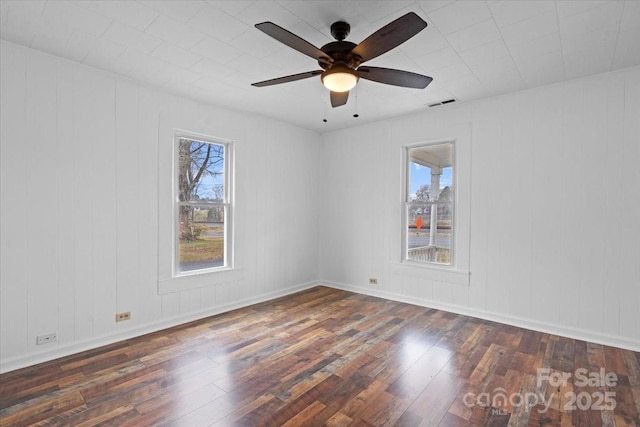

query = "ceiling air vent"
[{"left": 427, "top": 98, "right": 457, "bottom": 108}]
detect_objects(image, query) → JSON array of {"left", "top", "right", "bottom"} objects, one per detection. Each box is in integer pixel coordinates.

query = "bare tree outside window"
[{"left": 176, "top": 136, "right": 229, "bottom": 273}]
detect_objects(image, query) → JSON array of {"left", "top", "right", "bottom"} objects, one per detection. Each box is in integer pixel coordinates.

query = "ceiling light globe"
[{"left": 322, "top": 66, "right": 358, "bottom": 92}]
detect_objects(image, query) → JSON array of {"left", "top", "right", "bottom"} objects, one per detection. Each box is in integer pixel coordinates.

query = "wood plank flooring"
[{"left": 1, "top": 286, "right": 639, "bottom": 426}]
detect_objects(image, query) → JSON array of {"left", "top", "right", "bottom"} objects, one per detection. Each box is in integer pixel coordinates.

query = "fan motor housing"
[{"left": 319, "top": 41, "right": 358, "bottom": 69}]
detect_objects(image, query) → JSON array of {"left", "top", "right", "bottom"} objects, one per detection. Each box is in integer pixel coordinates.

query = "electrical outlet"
[
  {"left": 36, "top": 332, "right": 57, "bottom": 345},
  {"left": 369, "top": 278, "right": 378, "bottom": 285},
  {"left": 116, "top": 312, "right": 131, "bottom": 322}
]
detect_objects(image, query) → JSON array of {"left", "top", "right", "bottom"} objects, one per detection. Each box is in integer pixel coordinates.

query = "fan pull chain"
[
  {"left": 323, "top": 102, "right": 328, "bottom": 123},
  {"left": 353, "top": 86, "right": 359, "bottom": 118}
]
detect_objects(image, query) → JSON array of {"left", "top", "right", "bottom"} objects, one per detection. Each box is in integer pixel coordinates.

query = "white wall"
[
  {"left": 0, "top": 41, "right": 321, "bottom": 372},
  {"left": 2, "top": 39, "right": 639, "bottom": 372},
  {"left": 320, "top": 66, "right": 640, "bottom": 350}
]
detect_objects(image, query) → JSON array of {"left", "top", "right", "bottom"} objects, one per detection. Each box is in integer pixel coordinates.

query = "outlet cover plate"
[
  {"left": 36, "top": 332, "right": 57, "bottom": 345},
  {"left": 116, "top": 312, "right": 131, "bottom": 322}
]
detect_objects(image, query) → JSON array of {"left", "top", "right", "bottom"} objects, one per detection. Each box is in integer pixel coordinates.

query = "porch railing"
[{"left": 407, "top": 245, "right": 450, "bottom": 264}]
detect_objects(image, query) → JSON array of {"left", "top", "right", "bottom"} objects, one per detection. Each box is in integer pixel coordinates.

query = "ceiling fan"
[{"left": 251, "top": 12, "right": 433, "bottom": 108}]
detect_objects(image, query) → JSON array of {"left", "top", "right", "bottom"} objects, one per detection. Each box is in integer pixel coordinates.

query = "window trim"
[
  {"left": 172, "top": 129, "right": 234, "bottom": 278},
  {"left": 402, "top": 138, "right": 457, "bottom": 269}
]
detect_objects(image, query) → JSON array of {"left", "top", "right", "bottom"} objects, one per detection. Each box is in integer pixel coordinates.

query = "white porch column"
[{"left": 429, "top": 167, "right": 441, "bottom": 249}]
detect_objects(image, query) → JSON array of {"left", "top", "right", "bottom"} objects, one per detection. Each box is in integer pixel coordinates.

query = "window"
[
  {"left": 404, "top": 141, "right": 454, "bottom": 266},
  {"left": 175, "top": 131, "right": 232, "bottom": 275}
]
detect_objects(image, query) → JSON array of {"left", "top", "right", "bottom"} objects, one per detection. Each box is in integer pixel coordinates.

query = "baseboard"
[
  {"left": 0, "top": 281, "right": 319, "bottom": 374},
  {"left": 320, "top": 280, "right": 640, "bottom": 352}
]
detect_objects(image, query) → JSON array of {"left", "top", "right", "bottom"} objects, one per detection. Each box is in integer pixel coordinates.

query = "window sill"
[
  {"left": 388, "top": 261, "right": 470, "bottom": 286},
  {"left": 158, "top": 267, "right": 243, "bottom": 294}
]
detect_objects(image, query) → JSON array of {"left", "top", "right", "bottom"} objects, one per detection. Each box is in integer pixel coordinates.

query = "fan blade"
[
  {"left": 330, "top": 91, "right": 349, "bottom": 107},
  {"left": 255, "top": 22, "right": 332, "bottom": 63},
  {"left": 351, "top": 12, "right": 427, "bottom": 63},
  {"left": 357, "top": 67, "right": 432, "bottom": 89},
  {"left": 252, "top": 70, "right": 323, "bottom": 87}
]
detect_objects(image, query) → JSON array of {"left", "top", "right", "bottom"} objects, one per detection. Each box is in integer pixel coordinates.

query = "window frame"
[
  {"left": 402, "top": 138, "right": 456, "bottom": 269},
  {"left": 173, "top": 129, "right": 234, "bottom": 278}
]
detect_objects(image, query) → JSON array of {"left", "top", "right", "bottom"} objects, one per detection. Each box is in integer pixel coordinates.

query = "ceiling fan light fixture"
[
  {"left": 252, "top": 13, "right": 431, "bottom": 107},
  {"left": 321, "top": 66, "right": 358, "bottom": 92}
]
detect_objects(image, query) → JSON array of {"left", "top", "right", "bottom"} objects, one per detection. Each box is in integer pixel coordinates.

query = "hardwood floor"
[{"left": 1, "top": 286, "right": 638, "bottom": 426}]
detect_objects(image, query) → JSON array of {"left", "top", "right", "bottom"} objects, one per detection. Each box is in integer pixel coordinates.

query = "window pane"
[
  {"left": 406, "top": 204, "right": 452, "bottom": 265},
  {"left": 178, "top": 138, "right": 225, "bottom": 202},
  {"left": 177, "top": 205, "right": 225, "bottom": 272},
  {"left": 406, "top": 142, "right": 453, "bottom": 265},
  {"left": 408, "top": 148, "right": 453, "bottom": 202}
]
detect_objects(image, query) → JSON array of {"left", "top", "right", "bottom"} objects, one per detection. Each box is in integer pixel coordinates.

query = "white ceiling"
[{"left": 1, "top": 0, "right": 639, "bottom": 132}]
